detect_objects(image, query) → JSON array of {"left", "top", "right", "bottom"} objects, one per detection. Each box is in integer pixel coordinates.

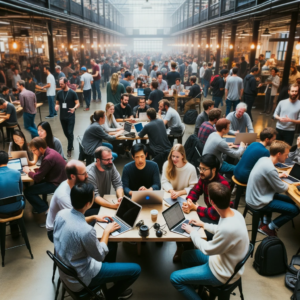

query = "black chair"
[
  {"left": 201, "top": 243, "right": 254, "bottom": 300},
  {"left": 0, "top": 195, "right": 33, "bottom": 266},
  {"left": 231, "top": 176, "right": 247, "bottom": 209},
  {"left": 46, "top": 250, "right": 103, "bottom": 300}
]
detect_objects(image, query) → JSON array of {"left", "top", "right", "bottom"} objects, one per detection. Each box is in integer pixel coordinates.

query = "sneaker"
[
  {"left": 67, "top": 150, "right": 72, "bottom": 158},
  {"left": 258, "top": 224, "right": 277, "bottom": 236},
  {"left": 45, "top": 115, "right": 54, "bottom": 119},
  {"left": 118, "top": 289, "right": 133, "bottom": 300}
]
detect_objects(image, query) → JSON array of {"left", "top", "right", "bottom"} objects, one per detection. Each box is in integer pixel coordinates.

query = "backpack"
[
  {"left": 253, "top": 236, "right": 288, "bottom": 276},
  {"left": 210, "top": 74, "right": 219, "bottom": 85},
  {"left": 183, "top": 109, "right": 198, "bottom": 125},
  {"left": 291, "top": 271, "right": 300, "bottom": 300},
  {"left": 286, "top": 248, "right": 300, "bottom": 299}
]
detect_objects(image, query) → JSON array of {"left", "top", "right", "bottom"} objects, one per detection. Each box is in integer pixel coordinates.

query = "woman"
[
  {"left": 131, "top": 77, "right": 143, "bottom": 89},
  {"left": 289, "top": 136, "right": 300, "bottom": 163},
  {"left": 106, "top": 73, "right": 125, "bottom": 105},
  {"left": 102, "top": 102, "right": 123, "bottom": 134},
  {"left": 289, "top": 66, "right": 300, "bottom": 85}
]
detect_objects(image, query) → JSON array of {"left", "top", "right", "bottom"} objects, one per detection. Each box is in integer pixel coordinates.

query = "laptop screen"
[
  {"left": 162, "top": 202, "right": 185, "bottom": 230},
  {"left": 134, "top": 123, "right": 143, "bottom": 133},
  {"left": 7, "top": 158, "right": 22, "bottom": 172},
  {"left": 137, "top": 88, "right": 145, "bottom": 96},
  {"left": 290, "top": 163, "right": 300, "bottom": 180},
  {"left": 124, "top": 122, "right": 132, "bottom": 132},
  {"left": 116, "top": 197, "right": 141, "bottom": 227}
]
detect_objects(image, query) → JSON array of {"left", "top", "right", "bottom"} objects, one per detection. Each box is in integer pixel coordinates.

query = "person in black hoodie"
[{"left": 243, "top": 67, "right": 259, "bottom": 121}]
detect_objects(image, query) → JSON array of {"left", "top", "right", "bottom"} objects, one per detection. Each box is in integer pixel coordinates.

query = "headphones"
[
  {"left": 136, "top": 221, "right": 167, "bottom": 238},
  {"left": 151, "top": 223, "right": 167, "bottom": 238},
  {"left": 136, "top": 220, "right": 149, "bottom": 238}
]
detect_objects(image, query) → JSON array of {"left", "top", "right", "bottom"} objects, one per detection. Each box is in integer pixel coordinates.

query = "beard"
[
  {"left": 290, "top": 94, "right": 298, "bottom": 101},
  {"left": 75, "top": 176, "right": 87, "bottom": 184},
  {"left": 100, "top": 161, "right": 113, "bottom": 171}
]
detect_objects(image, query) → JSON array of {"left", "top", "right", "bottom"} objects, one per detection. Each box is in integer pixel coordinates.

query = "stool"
[
  {"left": 243, "top": 204, "right": 265, "bottom": 257},
  {"left": 232, "top": 176, "right": 247, "bottom": 209},
  {"left": 168, "top": 127, "right": 185, "bottom": 145}
]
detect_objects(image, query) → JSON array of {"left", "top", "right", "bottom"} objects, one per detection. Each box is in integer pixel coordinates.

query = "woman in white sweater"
[
  {"left": 102, "top": 102, "right": 123, "bottom": 135},
  {"left": 161, "top": 144, "right": 198, "bottom": 199}
]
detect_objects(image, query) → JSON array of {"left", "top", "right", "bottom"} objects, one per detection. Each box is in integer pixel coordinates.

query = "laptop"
[
  {"left": 132, "top": 190, "right": 164, "bottom": 205},
  {"left": 134, "top": 123, "right": 144, "bottom": 134},
  {"left": 225, "top": 133, "right": 257, "bottom": 145},
  {"left": 123, "top": 122, "right": 132, "bottom": 134},
  {"left": 137, "top": 88, "right": 145, "bottom": 96},
  {"left": 164, "top": 196, "right": 186, "bottom": 207},
  {"left": 282, "top": 163, "right": 300, "bottom": 184},
  {"left": 98, "top": 196, "right": 142, "bottom": 236},
  {"left": 138, "top": 112, "right": 148, "bottom": 121},
  {"left": 7, "top": 158, "right": 26, "bottom": 175},
  {"left": 162, "top": 202, "right": 200, "bottom": 237},
  {"left": 11, "top": 151, "right": 29, "bottom": 166}
]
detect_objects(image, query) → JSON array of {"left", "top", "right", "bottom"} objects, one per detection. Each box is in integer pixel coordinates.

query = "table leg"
[
  {"left": 137, "top": 242, "right": 141, "bottom": 256},
  {"left": 39, "top": 107, "right": 42, "bottom": 122},
  {"left": 174, "top": 94, "right": 178, "bottom": 111}
]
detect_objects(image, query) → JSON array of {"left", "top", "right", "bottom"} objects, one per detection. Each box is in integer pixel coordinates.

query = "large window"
[
  {"left": 277, "top": 33, "right": 288, "bottom": 61},
  {"left": 134, "top": 38, "right": 163, "bottom": 53}
]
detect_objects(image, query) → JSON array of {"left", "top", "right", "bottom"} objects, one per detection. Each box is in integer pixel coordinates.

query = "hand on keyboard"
[{"left": 104, "top": 222, "right": 120, "bottom": 234}]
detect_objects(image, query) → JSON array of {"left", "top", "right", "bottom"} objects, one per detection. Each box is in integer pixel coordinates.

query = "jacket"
[
  {"left": 184, "top": 135, "right": 204, "bottom": 173},
  {"left": 243, "top": 74, "right": 257, "bottom": 96},
  {"left": 264, "top": 75, "right": 280, "bottom": 96}
]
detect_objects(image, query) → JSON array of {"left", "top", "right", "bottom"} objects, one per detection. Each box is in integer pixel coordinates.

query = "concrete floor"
[{"left": 0, "top": 88, "right": 295, "bottom": 300}]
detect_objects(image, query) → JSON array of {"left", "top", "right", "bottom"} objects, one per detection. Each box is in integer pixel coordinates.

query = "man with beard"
[
  {"left": 86, "top": 146, "right": 124, "bottom": 215},
  {"left": 274, "top": 84, "right": 300, "bottom": 145}
]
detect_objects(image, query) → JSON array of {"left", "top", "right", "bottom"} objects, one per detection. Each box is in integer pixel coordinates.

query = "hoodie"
[{"left": 243, "top": 74, "right": 257, "bottom": 96}]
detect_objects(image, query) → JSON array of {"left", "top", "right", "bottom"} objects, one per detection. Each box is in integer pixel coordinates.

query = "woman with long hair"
[
  {"left": 102, "top": 102, "right": 123, "bottom": 134},
  {"left": 132, "top": 77, "right": 143, "bottom": 89},
  {"left": 106, "top": 73, "right": 125, "bottom": 105}
]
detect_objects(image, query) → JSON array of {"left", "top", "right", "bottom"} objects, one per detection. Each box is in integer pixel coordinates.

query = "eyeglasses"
[
  {"left": 101, "top": 158, "right": 113, "bottom": 162},
  {"left": 77, "top": 172, "right": 87, "bottom": 176},
  {"left": 198, "top": 167, "right": 210, "bottom": 172}
]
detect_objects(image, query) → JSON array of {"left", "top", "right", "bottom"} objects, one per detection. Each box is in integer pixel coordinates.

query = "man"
[
  {"left": 234, "top": 127, "right": 277, "bottom": 184},
  {"left": 171, "top": 182, "right": 249, "bottom": 298},
  {"left": 184, "top": 75, "right": 201, "bottom": 113},
  {"left": 0, "top": 86, "right": 11, "bottom": 102},
  {"left": 90, "top": 59, "right": 101, "bottom": 102},
  {"left": 226, "top": 102, "right": 254, "bottom": 135},
  {"left": 113, "top": 93, "right": 133, "bottom": 122},
  {"left": 246, "top": 140, "right": 299, "bottom": 236},
  {"left": 259, "top": 54, "right": 266, "bottom": 68},
  {"left": 70, "top": 71, "right": 81, "bottom": 87},
  {"left": 191, "top": 58, "right": 198, "bottom": 76},
  {"left": 166, "top": 62, "right": 180, "bottom": 88},
  {"left": 119, "top": 71, "right": 132, "bottom": 89},
  {"left": 198, "top": 108, "right": 222, "bottom": 145},
  {"left": 102, "top": 58, "right": 111, "bottom": 84},
  {"left": 15, "top": 80, "right": 38, "bottom": 138},
  {"left": 171, "top": 78, "right": 184, "bottom": 94},
  {"left": 203, "top": 118, "right": 246, "bottom": 174},
  {"left": 199, "top": 62, "right": 207, "bottom": 87},
  {"left": 273, "top": 84, "right": 300, "bottom": 146},
  {"left": 32, "top": 65, "right": 41, "bottom": 83},
  {"left": 55, "top": 78, "right": 80, "bottom": 157},
  {"left": 225, "top": 67, "right": 244, "bottom": 116},
  {"left": 159, "top": 61, "right": 170, "bottom": 80},
  {"left": 138, "top": 108, "right": 172, "bottom": 158},
  {"left": 12, "top": 69, "right": 21, "bottom": 89},
  {"left": 202, "top": 62, "right": 213, "bottom": 98},
  {"left": 23, "top": 138, "right": 67, "bottom": 221},
  {"left": 179, "top": 61, "right": 186, "bottom": 83},
  {"left": 156, "top": 72, "right": 169, "bottom": 93},
  {"left": 147, "top": 81, "right": 164, "bottom": 112},
  {"left": 177, "top": 55, "right": 183, "bottom": 66},
  {"left": 132, "top": 62, "right": 148, "bottom": 81},
  {"left": 25, "top": 76, "right": 36, "bottom": 93},
  {"left": 80, "top": 67, "right": 93, "bottom": 111},
  {"left": 0, "top": 98, "right": 18, "bottom": 141},
  {"left": 86, "top": 146, "right": 124, "bottom": 214},
  {"left": 211, "top": 69, "right": 228, "bottom": 108},
  {"left": 240, "top": 57, "right": 248, "bottom": 79},
  {"left": 194, "top": 99, "right": 215, "bottom": 136},
  {"left": 125, "top": 86, "right": 139, "bottom": 109},
  {"left": 122, "top": 143, "right": 160, "bottom": 197},
  {"left": 55, "top": 65, "right": 65, "bottom": 85},
  {"left": 62, "top": 62, "right": 74, "bottom": 78},
  {"left": 21, "top": 67, "right": 33, "bottom": 82},
  {"left": 133, "top": 98, "right": 150, "bottom": 118},
  {"left": 53, "top": 182, "right": 141, "bottom": 298},
  {"left": 111, "top": 61, "right": 120, "bottom": 75},
  {"left": 243, "top": 67, "right": 259, "bottom": 121}
]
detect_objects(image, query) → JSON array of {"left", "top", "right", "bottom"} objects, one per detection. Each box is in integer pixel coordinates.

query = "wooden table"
[
  {"left": 94, "top": 193, "right": 206, "bottom": 255},
  {"left": 21, "top": 165, "right": 39, "bottom": 182},
  {"left": 116, "top": 121, "right": 148, "bottom": 141},
  {"left": 36, "top": 103, "right": 43, "bottom": 122}
]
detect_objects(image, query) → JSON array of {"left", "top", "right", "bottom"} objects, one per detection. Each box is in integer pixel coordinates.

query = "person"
[
  {"left": 273, "top": 84, "right": 300, "bottom": 146},
  {"left": 191, "top": 58, "right": 198, "bottom": 76},
  {"left": 81, "top": 111, "right": 122, "bottom": 165},
  {"left": 102, "top": 102, "right": 123, "bottom": 134},
  {"left": 150, "top": 65, "right": 158, "bottom": 80},
  {"left": 147, "top": 80, "right": 164, "bottom": 112},
  {"left": 199, "top": 62, "right": 206, "bottom": 87},
  {"left": 122, "top": 143, "right": 161, "bottom": 197},
  {"left": 23, "top": 138, "right": 67, "bottom": 220},
  {"left": 202, "top": 62, "right": 213, "bottom": 98},
  {"left": 198, "top": 108, "right": 222, "bottom": 145},
  {"left": 132, "top": 77, "right": 143, "bottom": 89},
  {"left": 70, "top": 71, "right": 80, "bottom": 87},
  {"left": 90, "top": 59, "right": 101, "bottom": 102},
  {"left": 203, "top": 118, "right": 246, "bottom": 174},
  {"left": 126, "top": 86, "right": 139, "bottom": 109},
  {"left": 289, "top": 66, "right": 300, "bottom": 85},
  {"left": 133, "top": 98, "right": 150, "bottom": 118},
  {"left": 138, "top": 108, "right": 172, "bottom": 158},
  {"left": 184, "top": 76, "right": 201, "bottom": 113},
  {"left": 226, "top": 102, "right": 254, "bottom": 135},
  {"left": 171, "top": 78, "right": 184, "bottom": 94},
  {"left": 132, "top": 62, "right": 148, "bottom": 81},
  {"left": 0, "top": 86, "right": 10, "bottom": 102},
  {"left": 289, "top": 136, "right": 300, "bottom": 163},
  {"left": 155, "top": 72, "right": 168, "bottom": 93},
  {"left": 194, "top": 100, "right": 214, "bottom": 136},
  {"left": 80, "top": 67, "right": 93, "bottom": 111},
  {"left": 211, "top": 69, "right": 228, "bottom": 108},
  {"left": 246, "top": 140, "right": 300, "bottom": 236},
  {"left": 171, "top": 181, "right": 249, "bottom": 299},
  {"left": 54, "top": 65, "right": 65, "bottom": 85},
  {"left": 25, "top": 76, "right": 36, "bottom": 93},
  {"left": 86, "top": 146, "right": 124, "bottom": 214},
  {"left": 159, "top": 61, "right": 170, "bottom": 80},
  {"left": 166, "top": 62, "right": 181, "bottom": 88},
  {"left": 102, "top": 58, "right": 111, "bottom": 85},
  {"left": 258, "top": 54, "right": 266, "bottom": 68},
  {"left": 179, "top": 61, "right": 186, "bottom": 83},
  {"left": 62, "top": 62, "right": 74, "bottom": 78},
  {"left": 119, "top": 71, "right": 131, "bottom": 89},
  {"left": 225, "top": 67, "right": 244, "bottom": 116},
  {"left": 12, "top": 69, "right": 21, "bottom": 89},
  {"left": 240, "top": 57, "right": 248, "bottom": 79},
  {"left": 243, "top": 67, "right": 259, "bottom": 121},
  {"left": 234, "top": 127, "right": 277, "bottom": 184},
  {"left": 106, "top": 73, "right": 126, "bottom": 105},
  {"left": 32, "top": 65, "right": 41, "bottom": 83},
  {"left": 113, "top": 93, "right": 133, "bottom": 122},
  {"left": 53, "top": 182, "right": 141, "bottom": 298},
  {"left": 0, "top": 97, "right": 18, "bottom": 141},
  {"left": 55, "top": 78, "right": 80, "bottom": 157}
]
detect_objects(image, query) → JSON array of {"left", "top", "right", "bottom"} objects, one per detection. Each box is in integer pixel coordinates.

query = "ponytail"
[{"left": 90, "top": 110, "right": 105, "bottom": 124}]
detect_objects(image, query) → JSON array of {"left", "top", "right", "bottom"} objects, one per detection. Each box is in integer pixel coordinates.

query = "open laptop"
[
  {"left": 137, "top": 88, "right": 145, "bottom": 96},
  {"left": 123, "top": 122, "right": 132, "bottom": 134},
  {"left": 282, "top": 163, "right": 300, "bottom": 184},
  {"left": 134, "top": 123, "right": 144, "bottom": 134},
  {"left": 138, "top": 112, "right": 148, "bottom": 121},
  {"left": 98, "top": 196, "right": 142, "bottom": 236},
  {"left": 7, "top": 158, "right": 26, "bottom": 175},
  {"left": 132, "top": 190, "right": 164, "bottom": 205},
  {"left": 162, "top": 202, "right": 200, "bottom": 237},
  {"left": 225, "top": 133, "right": 257, "bottom": 145},
  {"left": 11, "top": 151, "right": 29, "bottom": 166}
]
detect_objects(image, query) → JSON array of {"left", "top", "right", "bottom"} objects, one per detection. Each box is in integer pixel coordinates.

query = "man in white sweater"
[{"left": 170, "top": 182, "right": 249, "bottom": 299}]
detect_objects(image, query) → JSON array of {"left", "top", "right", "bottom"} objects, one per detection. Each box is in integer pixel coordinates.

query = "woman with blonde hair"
[
  {"left": 106, "top": 73, "right": 125, "bottom": 105},
  {"left": 102, "top": 102, "right": 123, "bottom": 134}
]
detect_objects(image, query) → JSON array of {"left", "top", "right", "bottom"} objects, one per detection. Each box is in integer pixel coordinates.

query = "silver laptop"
[
  {"left": 98, "top": 196, "right": 142, "bottom": 236},
  {"left": 132, "top": 190, "right": 164, "bottom": 205},
  {"left": 123, "top": 122, "right": 132, "bottom": 134},
  {"left": 134, "top": 123, "right": 144, "bottom": 134},
  {"left": 282, "top": 163, "right": 300, "bottom": 184},
  {"left": 11, "top": 151, "right": 29, "bottom": 166},
  {"left": 225, "top": 133, "right": 257, "bottom": 145},
  {"left": 162, "top": 202, "right": 200, "bottom": 237},
  {"left": 7, "top": 158, "right": 26, "bottom": 175},
  {"left": 138, "top": 112, "right": 147, "bottom": 121}
]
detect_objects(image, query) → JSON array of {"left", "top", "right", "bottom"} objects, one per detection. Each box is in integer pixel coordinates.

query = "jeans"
[
  {"left": 202, "top": 79, "right": 210, "bottom": 98},
  {"left": 24, "top": 182, "right": 57, "bottom": 213},
  {"left": 92, "top": 79, "right": 101, "bottom": 100},
  {"left": 60, "top": 117, "right": 75, "bottom": 151},
  {"left": 226, "top": 99, "right": 240, "bottom": 116},
  {"left": 276, "top": 128, "right": 295, "bottom": 146},
  {"left": 212, "top": 96, "right": 223, "bottom": 108},
  {"left": 263, "top": 89, "right": 274, "bottom": 113},
  {"left": 23, "top": 112, "right": 38, "bottom": 138},
  {"left": 103, "top": 74, "right": 110, "bottom": 85},
  {"left": 170, "top": 249, "right": 222, "bottom": 300},
  {"left": 83, "top": 89, "right": 92, "bottom": 108},
  {"left": 244, "top": 94, "right": 255, "bottom": 121},
  {"left": 102, "top": 142, "right": 118, "bottom": 160},
  {"left": 47, "top": 95, "right": 56, "bottom": 117},
  {"left": 220, "top": 161, "right": 235, "bottom": 175},
  {"left": 88, "top": 262, "right": 141, "bottom": 300},
  {"left": 259, "top": 193, "right": 300, "bottom": 228}
]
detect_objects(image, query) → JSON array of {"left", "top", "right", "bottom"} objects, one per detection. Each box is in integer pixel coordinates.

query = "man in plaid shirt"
[{"left": 198, "top": 108, "right": 222, "bottom": 144}]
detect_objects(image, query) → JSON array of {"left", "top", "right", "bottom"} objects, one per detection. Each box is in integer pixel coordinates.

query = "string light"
[
  {"left": 13, "top": 42, "right": 17, "bottom": 49},
  {"left": 257, "top": 44, "right": 261, "bottom": 49},
  {"left": 250, "top": 44, "right": 255, "bottom": 49},
  {"left": 42, "top": 43, "right": 45, "bottom": 49},
  {"left": 81, "top": 44, "right": 84, "bottom": 48},
  {"left": 197, "top": 44, "right": 200, "bottom": 47},
  {"left": 229, "top": 44, "right": 233, "bottom": 49},
  {"left": 70, "top": 44, "right": 73, "bottom": 49},
  {"left": 216, "top": 44, "right": 219, "bottom": 48},
  {"left": 206, "top": 44, "right": 209, "bottom": 48}
]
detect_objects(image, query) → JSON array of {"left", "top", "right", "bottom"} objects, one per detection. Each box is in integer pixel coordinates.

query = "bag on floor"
[
  {"left": 290, "top": 270, "right": 300, "bottom": 300},
  {"left": 286, "top": 247, "right": 300, "bottom": 299},
  {"left": 253, "top": 236, "right": 288, "bottom": 276},
  {"left": 183, "top": 109, "right": 198, "bottom": 125}
]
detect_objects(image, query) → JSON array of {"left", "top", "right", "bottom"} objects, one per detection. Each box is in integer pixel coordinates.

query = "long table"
[
  {"left": 116, "top": 121, "right": 148, "bottom": 141},
  {"left": 94, "top": 194, "right": 206, "bottom": 255}
]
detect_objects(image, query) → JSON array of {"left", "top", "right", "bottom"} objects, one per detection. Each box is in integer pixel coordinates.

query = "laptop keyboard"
[
  {"left": 174, "top": 220, "right": 189, "bottom": 234},
  {"left": 287, "top": 176, "right": 299, "bottom": 183},
  {"left": 112, "top": 217, "right": 130, "bottom": 233}
]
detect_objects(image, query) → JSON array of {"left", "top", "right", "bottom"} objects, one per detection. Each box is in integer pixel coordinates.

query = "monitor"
[
  {"left": 7, "top": 158, "right": 22, "bottom": 172},
  {"left": 116, "top": 196, "right": 141, "bottom": 227},
  {"left": 290, "top": 163, "right": 300, "bottom": 180},
  {"left": 137, "top": 88, "right": 145, "bottom": 96},
  {"left": 134, "top": 123, "right": 143, "bottom": 133},
  {"left": 162, "top": 202, "right": 185, "bottom": 230}
]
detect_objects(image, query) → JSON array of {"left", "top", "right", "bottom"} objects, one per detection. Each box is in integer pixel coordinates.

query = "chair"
[
  {"left": 201, "top": 244, "right": 254, "bottom": 300},
  {"left": 168, "top": 127, "right": 185, "bottom": 144},
  {"left": 231, "top": 176, "right": 247, "bottom": 209},
  {"left": 46, "top": 251, "right": 103, "bottom": 300},
  {"left": 0, "top": 195, "right": 33, "bottom": 267}
]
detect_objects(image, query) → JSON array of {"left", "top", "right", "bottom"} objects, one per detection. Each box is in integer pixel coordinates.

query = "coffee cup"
[{"left": 151, "top": 209, "right": 158, "bottom": 222}]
